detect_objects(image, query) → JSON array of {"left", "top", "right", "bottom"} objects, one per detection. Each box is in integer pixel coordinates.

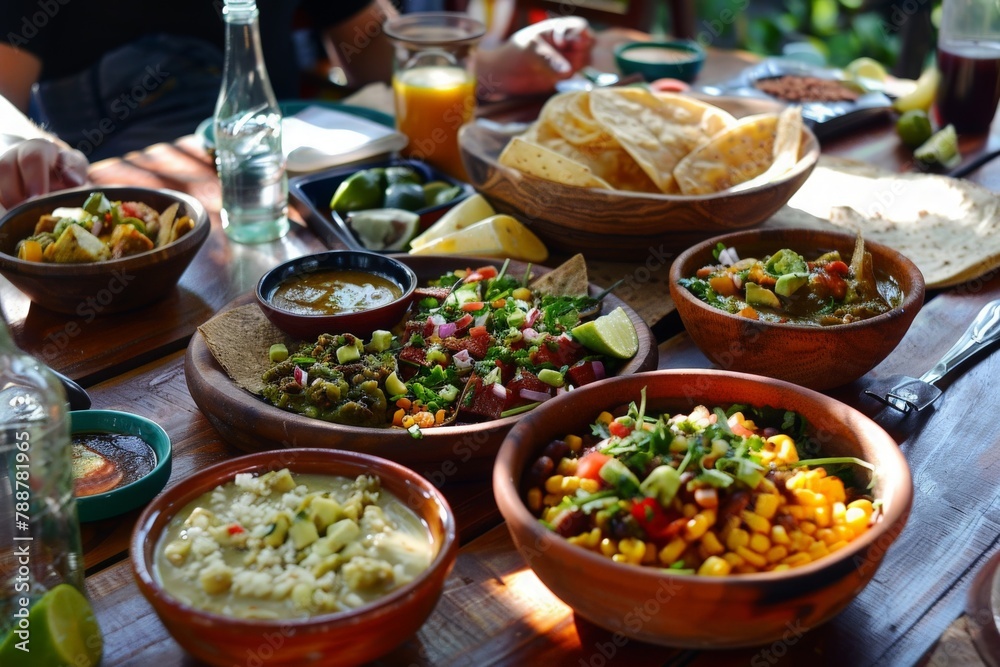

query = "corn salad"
[{"left": 524, "top": 393, "right": 878, "bottom": 576}]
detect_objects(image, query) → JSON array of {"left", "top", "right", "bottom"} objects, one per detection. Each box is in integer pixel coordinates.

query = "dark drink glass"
[{"left": 935, "top": 40, "right": 1000, "bottom": 134}]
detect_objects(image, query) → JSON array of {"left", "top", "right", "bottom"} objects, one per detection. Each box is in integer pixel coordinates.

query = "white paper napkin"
[{"left": 282, "top": 105, "right": 407, "bottom": 172}]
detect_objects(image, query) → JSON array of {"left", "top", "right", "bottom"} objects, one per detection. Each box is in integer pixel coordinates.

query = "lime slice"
[
  {"left": 330, "top": 170, "right": 385, "bottom": 215},
  {"left": 409, "top": 193, "right": 495, "bottom": 250},
  {"left": 384, "top": 165, "right": 422, "bottom": 186},
  {"left": 408, "top": 214, "right": 548, "bottom": 263},
  {"left": 570, "top": 307, "right": 639, "bottom": 360},
  {"left": 893, "top": 65, "right": 940, "bottom": 113},
  {"left": 0, "top": 584, "right": 103, "bottom": 667},
  {"left": 896, "top": 109, "right": 933, "bottom": 148},
  {"left": 914, "top": 124, "right": 961, "bottom": 168},
  {"left": 384, "top": 182, "right": 426, "bottom": 212},
  {"left": 347, "top": 208, "right": 420, "bottom": 251},
  {"left": 844, "top": 57, "right": 887, "bottom": 85}
]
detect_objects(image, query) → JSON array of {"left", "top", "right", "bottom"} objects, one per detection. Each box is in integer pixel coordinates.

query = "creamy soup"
[
  {"left": 269, "top": 270, "right": 403, "bottom": 316},
  {"left": 154, "top": 469, "right": 434, "bottom": 619},
  {"left": 625, "top": 46, "right": 699, "bottom": 64}
]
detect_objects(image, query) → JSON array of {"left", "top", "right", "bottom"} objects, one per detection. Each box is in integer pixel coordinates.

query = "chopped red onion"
[
  {"left": 733, "top": 274, "right": 743, "bottom": 290},
  {"left": 519, "top": 388, "right": 552, "bottom": 403},
  {"left": 522, "top": 327, "right": 541, "bottom": 342},
  {"left": 294, "top": 367, "right": 308, "bottom": 387},
  {"left": 492, "top": 383, "right": 508, "bottom": 399},
  {"left": 592, "top": 361, "right": 606, "bottom": 380},
  {"left": 91, "top": 220, "right": 103, "bottom": 237},
  {"left": 526, "top": 307, "right": 540, "bottom": 328},
  {"left": 453, "top": 349, "right": 473, "bottom": 370},
  {"left": 438, "top": 322, "right": 457, "bottom": 339}
]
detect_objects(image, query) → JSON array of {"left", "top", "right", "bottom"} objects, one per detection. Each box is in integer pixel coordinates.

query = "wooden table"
[{"left": 3, "top": 50, "right": 1000, "bottom": 667}]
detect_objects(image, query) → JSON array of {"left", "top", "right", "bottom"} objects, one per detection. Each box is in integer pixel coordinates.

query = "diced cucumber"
[
  {"left": 290, "top": 512, "right": 320, "bottom": 550},
  {"left": 336, "top": 344, "right": 361, "bottom": 364},
  {"left": 537, "top": 368, "right": 565, "bottom": 387},
  {"left": 368, "top": 330, "right": 393, "bottom": 352}
]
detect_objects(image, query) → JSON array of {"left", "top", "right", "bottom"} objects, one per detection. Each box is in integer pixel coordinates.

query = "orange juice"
[{"left": 393, "top": 65, "right": 476, "bottom": 180}]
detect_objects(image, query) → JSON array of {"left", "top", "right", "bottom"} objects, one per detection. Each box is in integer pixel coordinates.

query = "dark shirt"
[{"left": 1, "top": 0, "right": 372, "bottom": 98}]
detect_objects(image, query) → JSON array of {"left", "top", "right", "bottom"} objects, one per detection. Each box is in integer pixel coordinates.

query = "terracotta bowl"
[
  {"left": 255, "top": 249, "right": 419, "bottom": 340},
  {"left": 669, "top": 228, "right": 925, "bottom": 391},
  {"left": 131, "top": 448, "right": 457, "bottom": 667},
  {"left": 458, "top": 97, "right": 820, "bottom": 261},
  {"left": 0, "top": 185, "right": 209, "bottom": 314},
  {"left": 493, "top": 369, "right": 913, "bottom": 648}
]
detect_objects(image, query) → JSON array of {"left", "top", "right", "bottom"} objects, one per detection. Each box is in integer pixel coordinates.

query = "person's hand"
[
  {"left": 478, "top": 17, "right": 596, "bottom": 98},
  {"left": 0, "top": 138, "right": 88, "bottom": 209}
]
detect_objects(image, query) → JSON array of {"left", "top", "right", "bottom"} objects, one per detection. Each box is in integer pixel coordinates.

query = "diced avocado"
[
  {"left": 764, "top": 249, "right": 807, "bottom": 276},
  {"left": 290, "top": 512, "right": 320, "bottom": 550},
  {"left": 537, "top": 368, "right": 565, "bottom": 388},
  {"left": 264, "top": 513, "right": 291, "bottom": 548},
  {"left": 268, "top": 468, "right": 297, "bottom": 493},
  {"left": 774, "top": 273, "right": 809, "bottom": 297},
  {"left": 438, "top": 384, "right": 460, "bottom": 402},
  {"left": 639, "top": 465, "right": 682, "bottom": 505},
  {"left": 310, "top": 496, "right": 342, "bottom": 533},
  {"left": 368, "top": 330, "right": 393, "bottom": 352},
  {"left": 745, "top": 283, "right": 781, "bottom": 309},
  {"left": 269, "top": 343, "right": 289, "bottom": 363},
  {"left": 385, "top": 371, "right": 407, "bottom": 397},
  {"left": 336, "top": 344, "right": 361, "bottom": 364}
]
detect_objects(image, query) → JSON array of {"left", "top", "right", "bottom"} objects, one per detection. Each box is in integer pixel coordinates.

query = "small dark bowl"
[
  {"left": 614, "top": 40, "right": 706, "bottom": 83},
  {"left": 288, "top": 158, "right": 474, "bottom": 252},
  {"left": 669, "top": 228, "right": 925, "bottom": 390},
  {"left": 255, "top": 250, "right": 418, "bottom": 341},
  {"left": 0, "top": 185, "right": 209, "bottom": 314}
]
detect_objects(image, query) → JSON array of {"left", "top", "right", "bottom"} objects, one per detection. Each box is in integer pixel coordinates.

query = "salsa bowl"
[
  {"left": 493, "top": 370, "right": 912, "bottom": 648},
  {"left": 131, "top": 448, "right": 458, "bottom": 666},
  {"left": 0, "top": 185, "right": 209, "bottom": 314},
  {"left": 669, "top": 228, "right": 925, "bottom": 390}
]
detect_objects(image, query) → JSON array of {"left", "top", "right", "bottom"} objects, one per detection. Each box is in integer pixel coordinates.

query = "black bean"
[{"left": 525, "top": 455, "right": 555, "bottom": 489}]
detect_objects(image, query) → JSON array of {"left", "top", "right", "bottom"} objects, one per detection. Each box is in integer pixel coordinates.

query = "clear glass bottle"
[
  {"left": 214, "top": 0, "right": 290, "bottom": 244},
  {"left": 0, "top": 317, "right": 101, "bottom": 665}
]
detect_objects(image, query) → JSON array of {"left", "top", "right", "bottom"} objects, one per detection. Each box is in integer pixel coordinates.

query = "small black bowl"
[{"left": 255, "top": 250, "right": 418, "bottom": 341}]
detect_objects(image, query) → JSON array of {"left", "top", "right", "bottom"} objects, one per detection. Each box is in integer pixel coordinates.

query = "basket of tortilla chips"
[{"left": 458, "top": 88, "right": 819, "bottom": 261}]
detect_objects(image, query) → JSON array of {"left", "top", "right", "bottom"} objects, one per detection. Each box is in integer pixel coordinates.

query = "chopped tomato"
[
  {"left": 461, "top": 301, "right": 485, "bottom": 312},
  {"left": 469, "top": 325, "right": 488, "bottom": 338},
  {"left": 825, "top": 260, "right": 850, "bottom": 277},
  {"left": 630, "top": 497, "right": 686, "bottom": 543},
  {"left": 227, "top": 524, "right": 244, "bottom": 535},
  {"left": 576, "top": 450, "right": 610, "bottom": 480},
  {"left": 609, "top": 420, "right": 632, "bottom": 438},
  {"left": 453, "top": 313, "right": 474, "bottom": 331},
  {"left": 463, "top": 265, "right": 498, "bottom": 283}
]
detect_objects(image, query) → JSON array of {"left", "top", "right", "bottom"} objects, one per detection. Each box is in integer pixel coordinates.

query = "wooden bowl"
[
  {"left": 131, "top": 448, "right": 458, "bottom": 667},
  {"left": 185, "top": 255, "right": 659, "bottom": 483},
  {"left": 0, "top": 185, "right": 209, "bottom": 314},
  {"left": 493, "top": 369, "right": 913, "bottom": 648},
  {"left": 255, "top": 250, "right": 418, "bottom": 340},
  {"left": 458, "top": 97, "right": 820, "bottom": 261},
  {"left": 669, "top": 228, "right": 925, "bottom": 390}
]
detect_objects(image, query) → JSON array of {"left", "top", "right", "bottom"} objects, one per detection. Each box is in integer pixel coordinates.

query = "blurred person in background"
[{"left": 0, "top": 0, "right": 591, "bottom": 208}]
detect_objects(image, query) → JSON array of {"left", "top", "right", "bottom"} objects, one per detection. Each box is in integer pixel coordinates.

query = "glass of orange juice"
[{"left": 384, "top": 13, "right": 485, "bottom": 181}]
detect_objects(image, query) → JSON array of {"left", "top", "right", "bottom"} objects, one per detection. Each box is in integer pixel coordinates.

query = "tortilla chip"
[
  {"left": 588, "top": 88, "right": 737, "bottom": 193},
  {"left": 530, "top": 253, "right": 590, "bottom": 296},
  {"left": 728, "top": 106, "right": 804, "bottom": 193},
  {"left": 537, "top": 91, "right": 614, "bottom": 147},
  {"left": 672, "top": 113, "right": 781, "bottom": 195},
  {"left": 768, "top": 155, "right": 1000, "bottom": 288},
  {"left": 198, "top": 304, "right": 294, "bottom": 395},
  {"left": 499, "top": 137, "right": 613, "bottom": 189},
  {"left": 156, "top": 203, "right": 179, "bottom": 248}
]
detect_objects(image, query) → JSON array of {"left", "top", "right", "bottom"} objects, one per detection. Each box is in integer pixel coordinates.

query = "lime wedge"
[
  {"left": 893, "top": 65, "right": 940, "bottom": 113},
  {"left": 0, "top": 584, "right": 103, "bottom": 667},
  {"left": 330, "top": 170, "right": 385, "bottom": 215},
  {"left": 896, "top": 109, "right": 933, "bottom": 148},
  {"left": 914, "top": 124, "right": 961, "bottom": 168},
  {"left": 844, "top": 57, "right": 887, "bottom": 85},
  {"left": 570, "top": 307, "right": 639, "bottom": 359}
]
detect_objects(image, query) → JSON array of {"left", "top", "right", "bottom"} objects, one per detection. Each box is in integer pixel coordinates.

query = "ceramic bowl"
[
  {"left": 71, "top": 409, "right": 172, "bottom": 522},
  {"left": 458, "top": 97, "right": 820, "bottom": 261},
  {"left": 255, "top": 250, "right": 419, "bottom": 340},
  {"left": 0, "top": 185, "right": 209, "bottom": 314},
  {"left": 493, "top": 369, "right": 913, "bottom": 649},
  {"left": 669, "top": 228, "right": 925, "bottom": 390},
  {"left": 131, "top": 448, "right": 458, "bottom": 667},
  {"left": 614, "top": 40, "right": 706, "bottom": 83}
]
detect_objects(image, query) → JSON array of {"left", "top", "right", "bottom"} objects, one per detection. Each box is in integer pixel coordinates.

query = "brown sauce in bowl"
[
  {"left": 269, "top": 270, "right": 403, "bottom": 316},
  {"left": 72, "top": 432, "right": 157, "bottom": 496}
]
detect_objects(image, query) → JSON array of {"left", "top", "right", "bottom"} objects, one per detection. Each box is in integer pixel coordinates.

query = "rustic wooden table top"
[{"left": 2, "top": 47, "right": 999, "bottom": 667}]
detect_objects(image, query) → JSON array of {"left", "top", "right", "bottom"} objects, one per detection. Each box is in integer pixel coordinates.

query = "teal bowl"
[
  {"left": 614, "top": 40, "right": 706, "bottom": 83},
  {"left": 71, "top": 410, "right": 172, "bottom": 522}
]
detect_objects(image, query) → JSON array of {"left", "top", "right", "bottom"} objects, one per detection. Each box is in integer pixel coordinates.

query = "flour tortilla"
[
  {"left": 588, "top": 88, "right": 736, "bottom": 193},
  {"left": 198, "top": 304, "right": 293, "bottom": 395},
  {"left": 768, "top": 156, "right": 1000, "bottom": 288}
]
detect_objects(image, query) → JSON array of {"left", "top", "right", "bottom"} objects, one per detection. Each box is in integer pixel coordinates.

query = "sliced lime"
[
  {"left": 914, "top": 124, "right": 961, "bottom": 168},
  {"left": 347, "top": 208, "right": 420, "bottom": 251},
  {"left": 844, "top": 57, "right": 887, "bottom": 85},
  {"left": 384, "top": 166, "right": 423, "bottom": 186},
  {"left": 896, "top": 109, "right": 933, "bottom": 148},
  {"left": 0, "top": 584, "right": 103, "bottom": 667},
  {"left": 570, "top": 307, "right": 639, "bottom": 360},
  {"left": 384, "top": 182, "right": 427, "bottom": 212},
  {"left": 330, "top": 170, "right": 385, "bottom": 215}
]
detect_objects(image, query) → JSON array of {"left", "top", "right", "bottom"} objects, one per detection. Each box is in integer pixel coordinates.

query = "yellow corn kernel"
[
  {"left": 758, "top": 478, "right": 779, "bottom": 495},
  {"left": 793, "top": 489, "right": 825, "bottom": 507},
  {"left": 682, "top": 503, "right": 698, "bottom": 518},
  {"left": 766, "top": 545, "right": 789, "bottom": 563},
  {"left": 559, "top": 476, "right": 581, "bottom": 494},
  {"left": 542, "top": 494, "right": 561, "bottom": 508},
  {"left": 754, "top": 493, "right": 780, "bottom": 520},
  {"left": 778, "top": 440, "right": 799, "bottom": 465},
  {"left": 741, "top": 510, "right": 771, "bottom": 534},
  {"left": 834, "top": 525, "right": 854, "bottom": 543},
  {"left": 814, "top": 502, "right": 832, "bottom": 527},
  {"left": 527, "top": 488, "right": 542, "bottom": 512},
  {"left": 782, "top": 553, "right": 812, "bottom": 568},
  {"left": 556, "top": 458, "right": 578, "bottom": 476},
  {"left": 815, "top": 528, "right": 835, "bottom": 546},
  {"left": 611, "top": 554, "right": 629, "bottom": 564},
  {"left": 685, "top": 511, "right": 713, "bottom": 541},
  {"left": 848, "top": 499, "right": 874, "bottom": 515},
  {"left": 726, "top": 528, "right": 750, "bottom": 551},
  {"left": 618, "top": 538, "right": 646, "bottom": 564},
  {"left": 722, "top": 552, "right": 745, "bottom": 568},
  {"left": 736, "top": 546, "right": 768, "bottom": 569},
  {"left": 658, "top": 538, "right": 687, "bottom": 565},
  {"left": 770, "top": 525, "right": 790, "bottom": 545},
  {"left": 832, "top": 501, "right": 847, "bottom": 523},
  {"left": 642, "top": 542, "right": 659, "bottom": 565},
  {"left": 759, "top": 450, "right": 775, "bottom": 466},
  {"left": 818, "top": 478, "right": 846, "bottom": 504},
  {"left": 845, "top": 506, "right": 870, "bottom": 534},
  {"left": 596, "top": 411, "right": 614, "bottom": 426},
  {"left": 600, "top": 538, "right": 618, "bottom": 557},
  {"left": 580, "top": 478, "right": 600, "bottom": 494},
  {"left": 785, "top": 471, "right": 808, "bottom": 490},
  {"left": 401, "top": 415, "right": 415, "bottom": 428},
  {"left": 700, "top": 531, "right": 725, "bottom": 556},
  {"left": 735, "top": 564, "right": 760, "bottom": 574},
  {"left": 827, "top": 540, "right": 849, "bottom": 553},
  {"left": 785, "top": 505, "right": 806, "bottom": 520},
  {"left": 544, "top": 475, "right": 565, "bottom": 494},
  {"left": 771, "top": 564, "right": 791, "bottom": 572},
  {"left": 799, "top": 521, "right": 817, "bottom": 535},
  {"left": 542, "top": 506, "right": 562, "bottom": 523},
  {"left": 749, "top": 533, "right": 771, "bottom": 554},
  {"left": 698, "top": 555, "right": 732, "bottom": 577},
  {"left": 565, "top": 434, "right": 583, "bottom": 452},
  {"left": 568, "top": 528, "right": 602, "bottom": 549},
  {"left": 790, "top": 532, "right": 814, "bottom": 552},
  {"left": 808, "top": 541, "right": 830, "bottom": 561}
]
